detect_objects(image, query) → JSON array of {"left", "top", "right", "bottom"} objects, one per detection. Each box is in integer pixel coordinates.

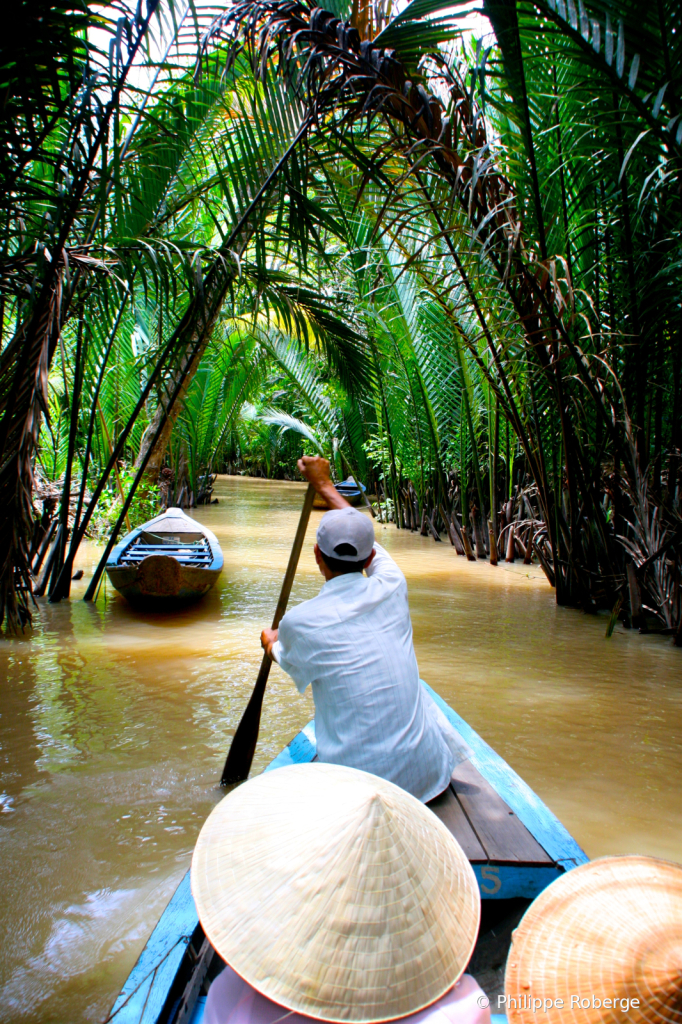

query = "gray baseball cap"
[{"left": 316, "top": 508, "right": 375, "bottom": 562}]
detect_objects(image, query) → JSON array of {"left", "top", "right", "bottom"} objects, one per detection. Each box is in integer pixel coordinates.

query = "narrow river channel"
[{"left": 1, "top": 475, "right": 681, "bottom": 1023}]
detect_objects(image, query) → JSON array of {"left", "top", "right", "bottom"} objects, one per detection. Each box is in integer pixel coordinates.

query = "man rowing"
[{"left": 260, "top": 455, "right": 470, "bottom": 802}]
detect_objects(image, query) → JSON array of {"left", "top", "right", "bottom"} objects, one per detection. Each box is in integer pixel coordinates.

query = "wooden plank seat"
[
  {"left": 452, "top": 759, "right": 552, "bottom": 864},
  {"left": 428, "top": 758, "right": 558, "bottom": 902},
  {"left": 428, "top": 759, "right": 553, "bottom": 864},
  {"left": 118, "top": 537, "right": 213, "bottom": 567},
  {"left": 427, "top": 778, "right": 486, "bottom": 861}
]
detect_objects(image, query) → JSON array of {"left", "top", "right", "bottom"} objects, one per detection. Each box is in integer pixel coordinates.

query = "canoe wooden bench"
[
  {"left": 429, "top": 760, "right": 556, "bottom": 897},
  {"left": 106, "top": 684, "right": 587, "bottom": 1024}
]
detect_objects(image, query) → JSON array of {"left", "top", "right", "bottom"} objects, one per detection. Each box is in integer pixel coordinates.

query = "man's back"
[{"left": 273, "top": 543, "right": 464, "bottom": 801}]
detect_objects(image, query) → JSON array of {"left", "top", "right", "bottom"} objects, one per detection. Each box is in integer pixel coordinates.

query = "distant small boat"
[
  {"left": 105, "top": 507, "right": 223, "bottom": 605},
  {"left": 313, "top": 477, "right": 367, "bottom": 510}
]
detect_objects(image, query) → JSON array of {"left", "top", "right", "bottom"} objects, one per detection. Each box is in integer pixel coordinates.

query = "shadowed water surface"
[{"left": 1, "top": 475, "right": 680, "bottom": 1022}]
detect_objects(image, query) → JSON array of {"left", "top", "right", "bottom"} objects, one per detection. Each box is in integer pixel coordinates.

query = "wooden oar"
[{"left": 220, "top": 483, "right": 316, "bottom": 786}]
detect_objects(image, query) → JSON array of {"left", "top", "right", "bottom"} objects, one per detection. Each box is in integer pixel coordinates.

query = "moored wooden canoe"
[
  {"left": 106, "top": 683, "right": 587, "bottom": 1024},
  {"left": 105, "top": 507, "right": 223, "bottom": 606}
]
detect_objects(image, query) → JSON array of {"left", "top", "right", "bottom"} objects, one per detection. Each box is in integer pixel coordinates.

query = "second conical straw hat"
[
  {"left": 505, "top": 855, "right": 682, "bottom": 1024},
  {"left": 191, "top": 762, "right": 480, "bottom": 1023}
]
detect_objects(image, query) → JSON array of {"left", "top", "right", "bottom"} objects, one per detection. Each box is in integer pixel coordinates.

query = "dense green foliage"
[{"left": 1, "top": 0, "right": 681, "bottom": 640}]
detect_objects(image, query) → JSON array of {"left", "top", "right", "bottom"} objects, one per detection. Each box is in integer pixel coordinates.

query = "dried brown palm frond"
[{"left": 618, "top": 422, "right": 682, "bottom": 635}]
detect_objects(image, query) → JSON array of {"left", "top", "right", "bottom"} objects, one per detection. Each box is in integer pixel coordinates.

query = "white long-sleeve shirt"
[{"left": 271, "top": 543, "right": 470, "bottom": 802}]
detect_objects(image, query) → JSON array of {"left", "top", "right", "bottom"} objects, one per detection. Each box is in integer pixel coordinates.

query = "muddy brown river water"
[{"left": 1, "top": 475, "right": 681, "bottom": 1023}]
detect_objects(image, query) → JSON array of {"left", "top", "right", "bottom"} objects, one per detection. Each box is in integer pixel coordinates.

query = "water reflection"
[{"left": 0, "top": 475, "right": 680, "bottom": 1023}]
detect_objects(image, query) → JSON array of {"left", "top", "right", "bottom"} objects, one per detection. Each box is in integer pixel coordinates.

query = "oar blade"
[
  {"left": 219, "top": 483, "right": 315, "bottom": 786},
  {"left": 220, "top": 659, "right": 269, "bottom": 785}
]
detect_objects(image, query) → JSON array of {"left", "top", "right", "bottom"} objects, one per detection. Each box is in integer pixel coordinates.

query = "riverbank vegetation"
[{"left": 1, "top": 0, "right": 681, "bottom": 641}]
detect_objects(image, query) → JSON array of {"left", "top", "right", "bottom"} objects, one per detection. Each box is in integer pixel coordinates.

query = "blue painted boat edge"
[
  {"left": 207, "top": 536, "right": 224, "bottom": 572},
  {"left": 263, "top": 721, "right": 317, "bottom": 772},
  {"left": 108, "top": 872, "right": 198, "bottom": 1023},
  {"left": 472, "top": 863, "right": 562, "bottom": 900},
  {"left": 421, "top": 681, "right": 588, "bottom": 870},
  {"left": 108, "top": 727, "right": 318, "bottom": 1021}
]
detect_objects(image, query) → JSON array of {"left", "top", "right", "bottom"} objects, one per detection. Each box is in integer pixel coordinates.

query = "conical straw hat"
[
  {"left": 505, "top": 855, "right": 682, "bottom": 1024},
  {"left": 191, "top": 762, "right": 480, "bottom": 1023}
]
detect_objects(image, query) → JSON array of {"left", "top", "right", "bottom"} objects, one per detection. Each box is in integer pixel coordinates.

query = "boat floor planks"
[{"left": 107, "top": 686, "right": 588, "bottom": 1024}]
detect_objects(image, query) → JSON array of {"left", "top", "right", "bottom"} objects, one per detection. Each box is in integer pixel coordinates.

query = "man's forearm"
[
  {"left": 298, "top": 456, "right": 350, "bottom": 508},
  {"left": 315, "top": 480, "right": 350, "bottom": 510},
  {"left": 261, "top": 627, "right": 279, "bottom": 659}
]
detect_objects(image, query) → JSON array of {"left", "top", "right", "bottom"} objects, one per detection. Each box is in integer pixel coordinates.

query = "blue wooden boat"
[
  {"left": 105, "top": 508, "right": 223, "bottom": 606},
  {"left": 106, "top": 683, "right": 587, "bottom": 1024}
]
